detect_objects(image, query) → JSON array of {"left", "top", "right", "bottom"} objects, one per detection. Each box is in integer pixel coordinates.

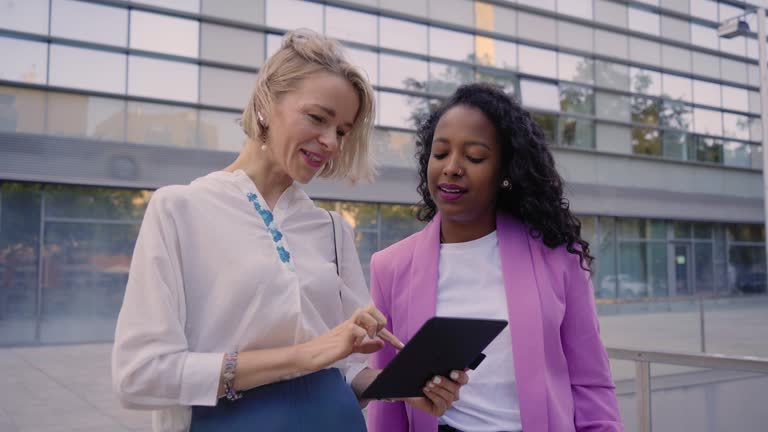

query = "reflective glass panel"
[
  {"left": 325, "top": 6, "right": 377, "bottom": 45},
  {"left": 51, "top": 0, "right": 128, "bottom": 47},
  {"left": 0, "top": 0, "right": 49, "bottom": 34},
  {"left": 0, "top": 37, "right": 48, "bottom": 84},
  {"left": 521, "top": 80, "right": 559, "bottom": 111},
  {"left": 632, "top": 127, "right": 661, "bottom": 156},
  {"left": 519, "top": 45, "right": 557, "bottom": 79},
  {"left": 127, "top": 56, "right": 199, "bottom": 103},
  {"left": 429, "top": 26, "right": 474, "bottom": 62},
  {"left": 693, "top": 108, "right": 723, "bottom": 136},
  {"left": 266, "top": 0, "right": 322, "bottom": 33},
  {"left": 126, "top": 101, "right": 198, "bottom": 147},
  {"left": 380, "top": 17, "right": 428, "bottom": 54},
  {"left": 559, "top": 53, "right": 593, "bottom": 84},
  {"left": 130, "top": 10, "right": 199, "bottom": 57},
  {"left": 47, "top": 93, "right": 126, "bottom": 142},
  {"left": 49, "top": 45, "right": 126, "bottom": 94},
  {"left": 379, "top": 54, "right": 428, "bottom": 91}
]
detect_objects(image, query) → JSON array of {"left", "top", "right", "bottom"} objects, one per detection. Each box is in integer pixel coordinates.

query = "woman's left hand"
[{"left": 403, "top": 370, "right": 469, "bottom": 417}]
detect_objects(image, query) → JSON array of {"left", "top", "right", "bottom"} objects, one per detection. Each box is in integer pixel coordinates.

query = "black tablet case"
[{"left": 361, "top": 316, "right": 508, "bottom": 400}]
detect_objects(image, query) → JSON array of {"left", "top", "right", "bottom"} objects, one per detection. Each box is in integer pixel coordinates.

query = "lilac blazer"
[{"left": 367, "top": 213, "right": 623, "bottom": 432}]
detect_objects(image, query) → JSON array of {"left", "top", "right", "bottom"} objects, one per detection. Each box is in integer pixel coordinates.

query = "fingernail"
[
  {"left": 432, "top": 376, "right": 442, "bottom": 385},
  {"left": 450, "top": 371, "right": 459, "bottom": 380},
  {"left": 424, "top": 386, "right": 431, "bottom": 392},
  {"left": 428, "top": 382, "right": 435, "bottom": 389}
]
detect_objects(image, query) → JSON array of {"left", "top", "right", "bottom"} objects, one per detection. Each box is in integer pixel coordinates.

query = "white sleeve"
[
  {"left": 335, "top": 215, "right": 373, "bottom": 383},
  {"left": 112, "top": 189, "right": 223, "bottom": 410}
]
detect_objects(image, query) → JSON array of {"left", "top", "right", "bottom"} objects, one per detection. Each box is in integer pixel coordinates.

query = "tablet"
[{"left": 361, "top": 316, "right": 508, "bottom": 400}]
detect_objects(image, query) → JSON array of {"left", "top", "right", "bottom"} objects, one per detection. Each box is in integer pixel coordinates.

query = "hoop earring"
[{"left": 501, "top": 178, "right": 512, "bottom": 190}]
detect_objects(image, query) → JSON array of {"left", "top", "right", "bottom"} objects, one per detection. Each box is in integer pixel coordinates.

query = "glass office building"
[{"left": 1, "top": 0, "right": 767, "bottom": 345}]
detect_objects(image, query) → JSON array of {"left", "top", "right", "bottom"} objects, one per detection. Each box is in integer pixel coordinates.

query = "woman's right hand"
[{"left": 296, "top": 304, "right": 387, "bottom": 372}]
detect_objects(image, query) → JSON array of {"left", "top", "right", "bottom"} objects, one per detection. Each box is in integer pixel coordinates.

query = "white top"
[
  {"left": 436, "top": 231, "right": 522, "bottom": 432},
  {"left": 112, "top": 170, "right": 370, "bottom": 432}
]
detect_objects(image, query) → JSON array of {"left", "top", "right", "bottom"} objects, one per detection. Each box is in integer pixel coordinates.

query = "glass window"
[
  {"left": 379, "top": 54, "right": 428, "bottom": 91},
  {"left": 559, "top": 117, "right": 594, "bottom": 148},
  {"left": 690, "top": 0, "right": 718, "bottom": 21},
  {"left": 266, "top": 0, "right": 322, "bottom": 33},
  {"left": 475, "top": 3, "right": 517, "bottom": 37},
  {"left": 747, "top": 38, "right": 758, "bottom": 60},
  {"left": 729, "top": 245, "right": 766, "bottom": 294},
  {"left": 46, "top": 93, "right": 126, "bottom": 141},
  {"left": 662, "top": 45, "right": 691, "bottom": 73},
  {"left": 719, "top": 36, "right": 746, "bottom": 57},
  {"left": 198, "top": 109, "right": 246, "bottom": 152},
  {"left": 0, "top": 0, "right": 49, "bottom": 34},
  {"left": 632, "top": 127, "right": 661, "bottom": 156},
  {"left": 126, "top": 101, "right": 198, "bottom": 147},
  {"left": 521, "top": 80, "right": 559, "bottom": 111},
  {"left": 517, "top": 12, "right": 556, "bottom": 45},
  {"left": 127, "top": 56, "right": 199, "bottom": 103},
  {"left": 693, "top": 108, "right": 722, "bottom": 136},
  {"left": 519, "top": 45, "right": 557, "bottom": 79},
  {"left": 199, "top": 66, "right": 255, "bottom": 108},
  {"left": 429, "top": 0, "right": 474, "bottom": 27},
  {"left": 596, "top": 216, "right": 617, "bottom": 298},
  {"left": 721, "top": 58, "right": 748, "bottom": 84},
  {"left": 557, "top": 0, "right": 592, "bottom": 19},
  {"left": 346, "top": 47, "right": 378, "bottom": 86},
  {"left": 266, "top": 33, "right": 282, "bottom": 58},
  {"left": 557, "top": 21, "right": 594, "bottom": 53},
  {"left": 719, "top": 3, "right": 744, "bottom": 21},
  {"left": 558, "top": 53, "right": 593, "bottom": 84},
  {"left": 662, "top": 130, "right": 695, "bottom": 160},
  {"left": 594, "top": 0, "right": 627, "bottom": 28},
  {"left": 751, "top": 144, "right": 762, "bottom": 170},
  {"left": 691, "top": 24, "right": 719, "bottom": 50},
  {"left": 130, "top": 10, "right": 199, "bottom": 58},
  {"left": 475, "top": 37, "right": 516, "bottom": 70},
  {"left": 370, "top": 128, "right": 418, "bottom": 169},
  {"left": 380, "top": 17, "right": 427, "bottom": 55},
  {"left": 595, "top": 30, "right": 628, "bottom": 59},
  {"left": 532, "top": 112, "right": 557, "bottom": 144},
  {"left": 728, "top": 224, "right": 765, "bottom": 242},
  {"left": 559, "top": 84, "right": 594, "bottom": 115},
  {"left": 518, "top": 0, "right": 555, "bottom": 11},
  {"left": 618, "top": 242, "right": 649, "bottom": 297},
  {"left": 50, "top": 45, "right": 126, "bottom": 94},
  {"left": 379, "top": 0, "right": 427, "bottom": 17},
  {"left": 692, "top": 80, "right": 721, "bottom": 108},
  {"left": 428, "top": 61, "right": 473, "bottom": 96},
  {"left": 631, "top": 96, "right": 660, "bottom": 125},
  {"left": 379, "top": 91, "right": 421, "bottom": 130},
  {"left": 596, "top": 123, "right": 632, "bottom": 154},
  {"left": 0, "top": 86, "right": 47, "bottom": 134},
  {"left": 662, "top": 74, "right": 692, "bottom": 102},
  {"left": 629, "top": 7, "right": 660, "bottom": 36},
  {"left": 722, "top": 113, "right": 750, "bottom": 141},
  {"left": 429, "top": 27, "right": 474, "bottom": 63},
  {"left": 660, "top": 101, "right": 693, "bottom": 131},
  {"left": 380, "top": 203, "right": 424, "bottom": 248},
  {"left": 692, "top": 52, "right": 721, "bottom": 80},
  {"left": 0, "top": 183, "right": 41, "bottom": 344},
  {"left": 596, "top": 92, "right": 630, "bottom": 122},
  {"left": 696, "top": 137, "right": 723, "bottom": 163},
  {"left": 629, "top": 37, "right": 661, "bottom": 67},
  {"left": 475, "top": 69, "right": 518, "bottom": 95},
  {"left": 325, "top": 6, "right": 377, "bottom": 46},
  {"left": 630, "top": 67, "right": 661, "bottom": 96},
  {"left": 723, "top": 141, "right": 751, "bottom": 168},
  {"left": 0, "top": 37, "right": 48, "bottom": 85},
  {"left": 51, "top": 0, "right": 127, "bottom": 47},
  {"left": 595, "top": 61, "right": 629, "bottom": 92},
  {"left": 131, "top": 0, "right": 199, "bottom": 13},
  {"left": 201, "top": 23, "right": 264, "bottom": 68},
  {"left": 201, "top": 0, "right": 265, "bottom": 24},
  {"left": 661, "top": 15, "right": 690, "bottom": 43}
]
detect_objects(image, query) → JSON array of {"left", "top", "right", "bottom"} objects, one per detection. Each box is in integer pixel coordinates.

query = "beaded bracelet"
[{"left": 222, "top": 351, "right": 242, "bottom": 401}]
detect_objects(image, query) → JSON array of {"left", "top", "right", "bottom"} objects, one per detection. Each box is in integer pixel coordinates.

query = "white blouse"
[{"left": 112, "top": 169, "right": 371, "bottom": 432}]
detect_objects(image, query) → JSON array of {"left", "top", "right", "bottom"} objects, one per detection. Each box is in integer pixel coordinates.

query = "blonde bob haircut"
[{"left": 242, "top": 29, "right": 376, "bottom": 183}]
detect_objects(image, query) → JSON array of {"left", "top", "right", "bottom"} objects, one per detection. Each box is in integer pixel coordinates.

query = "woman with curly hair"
[{"left": 366, "top": 83, "right": 623, "bottom": 432}]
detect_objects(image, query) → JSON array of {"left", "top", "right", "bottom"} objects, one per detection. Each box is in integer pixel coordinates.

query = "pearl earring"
[{"left": 502, "top": 179, "right": 512, "bottom": 190}]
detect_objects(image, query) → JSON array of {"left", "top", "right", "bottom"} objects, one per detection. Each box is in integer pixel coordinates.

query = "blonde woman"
[{"left": 112, "top": 30, "right": 466, "bottom": 432}]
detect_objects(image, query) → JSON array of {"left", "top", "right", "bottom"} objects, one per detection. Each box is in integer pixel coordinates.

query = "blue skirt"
[{"left": 190, "top": 368, "right": 367, "bottom": 432}]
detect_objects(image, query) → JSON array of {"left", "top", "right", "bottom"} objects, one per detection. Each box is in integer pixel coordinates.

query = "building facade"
[{"left": 1, "top": 0, "right": 766, "bottom": 346}]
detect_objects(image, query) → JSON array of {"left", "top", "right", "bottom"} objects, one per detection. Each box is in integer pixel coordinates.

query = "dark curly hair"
[{"left": 415, "top": 83, "right": 594, "bottom": 271}]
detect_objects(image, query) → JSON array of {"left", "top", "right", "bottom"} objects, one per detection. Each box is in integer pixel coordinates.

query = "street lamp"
[{"left": 719, "top": 9, "right": 768, "bottom": 293}]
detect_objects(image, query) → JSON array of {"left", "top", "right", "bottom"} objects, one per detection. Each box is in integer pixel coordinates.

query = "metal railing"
[{"left": 606, "top": 346, "right": 768, "bottom": 432}]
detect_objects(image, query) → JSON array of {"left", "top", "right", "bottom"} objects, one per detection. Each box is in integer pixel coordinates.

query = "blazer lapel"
[
  {"left": 497, "top": 214, "right": 549, "bottom": 432},
  {"left": 407, "top": 214, "right": 441, "bottom": 432}
]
